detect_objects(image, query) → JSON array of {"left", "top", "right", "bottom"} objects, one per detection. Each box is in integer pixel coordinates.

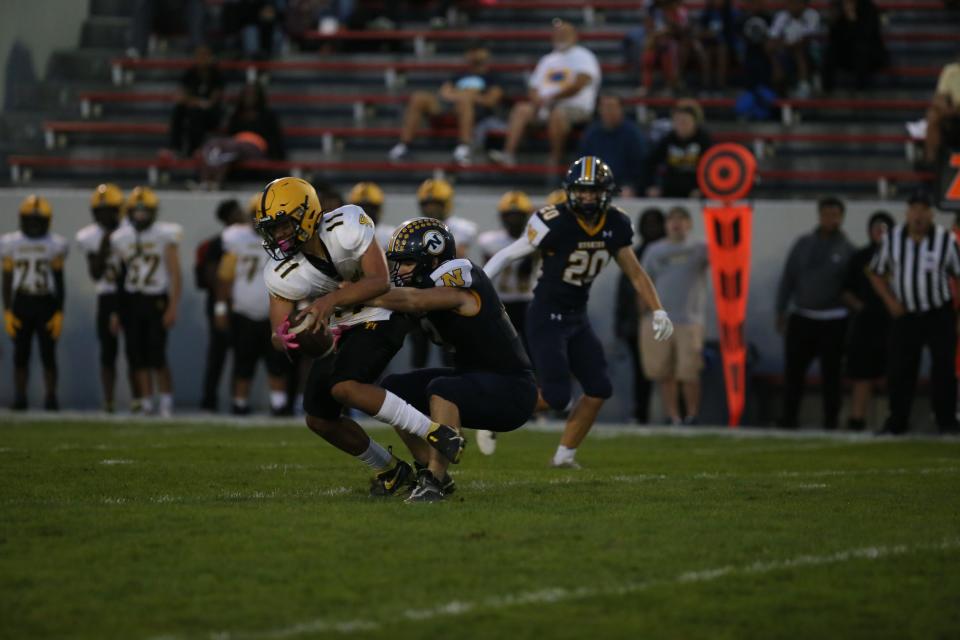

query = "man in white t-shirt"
[
  {"left": 490, "top": 19, "right": 601, "bottom": 168},
  {"left": 767, "top": 0, "right": 820, "bottom": 97}
]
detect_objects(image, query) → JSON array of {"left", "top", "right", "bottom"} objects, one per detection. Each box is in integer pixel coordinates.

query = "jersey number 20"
[{"left": 563, "top": 249, "right": 609, "bottom": 286}]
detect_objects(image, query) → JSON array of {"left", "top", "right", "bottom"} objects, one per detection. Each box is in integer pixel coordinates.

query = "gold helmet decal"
[
  {"left": 254, "top": 177, "right": 322, "bottom": 260},
  {"left": 417, "top": 178, "right": 454, "bottom": 217}
]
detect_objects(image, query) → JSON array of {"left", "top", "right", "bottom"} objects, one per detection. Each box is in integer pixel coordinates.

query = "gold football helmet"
[
  {"left": 498, "top": 190, "right": 533, "bottom": 238},
  {"left": 91, "top": 183, "right": 124, "bottom": 230},
  {"left": 417, "top": 178, "right": 454, "bottom": 219},
  {"left": 19, "top": 194, "right": 52, "bottom": 238},
  {"left": 254, "top": 177, "right": 323, "bottom": 260},
  {"left": 126, "top": 186, "right": 159, "bottom": 231},
  {"left": 545, "top": 189, "right": 567, "bottom": 207},
  {"left": 348, "top": 181, "right": 385, "bottom": 222}
]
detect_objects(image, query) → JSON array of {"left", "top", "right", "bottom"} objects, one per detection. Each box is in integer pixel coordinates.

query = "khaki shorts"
[
  {"left": 536, "top": 104, "right": 593, "bottom": 125},
  {"left": 640, "top": 320, "right": 704, "bottom": 383}
]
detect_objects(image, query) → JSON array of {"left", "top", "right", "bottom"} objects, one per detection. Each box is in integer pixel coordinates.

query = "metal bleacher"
[{"left": 6, "top": 0, "right": 959, "bottom": 196}]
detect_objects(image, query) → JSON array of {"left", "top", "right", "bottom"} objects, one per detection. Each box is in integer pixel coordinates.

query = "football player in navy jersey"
[
  {"left": 485, "top": 156, "right": 674, "bottom": 468},
  {"left": 369, "top": 217, "right": 539, "bottom": 501}
]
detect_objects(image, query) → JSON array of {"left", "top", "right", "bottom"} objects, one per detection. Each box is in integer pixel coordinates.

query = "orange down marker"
[{"left": 696, "top": 144, "right": 757, "bottom": 427}]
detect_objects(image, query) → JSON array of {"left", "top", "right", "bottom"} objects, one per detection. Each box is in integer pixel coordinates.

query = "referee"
[{"left": 869, "top": 189, "right": 960, "bottom": 434}]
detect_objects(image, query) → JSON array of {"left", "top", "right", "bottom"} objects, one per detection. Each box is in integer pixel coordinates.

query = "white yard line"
[{"left": 189, "top": 538, "right": 960, "bottom": 640}]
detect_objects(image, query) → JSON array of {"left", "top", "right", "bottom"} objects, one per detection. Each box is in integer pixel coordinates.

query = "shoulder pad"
[
  {"left": 52, "top": 234, "right": 69, "bottom": 256},
  {"left": 163, "top": 222, "right": 184, "bottom": 244},
  {"left": 263, "top": 256, "right": 311, "bottom": 301},
  {"left": 321, "top": 204, "right": 374, "bottom": 254},
  {"left": 430, "top": 258, "right": 474, "bottom": 288}
]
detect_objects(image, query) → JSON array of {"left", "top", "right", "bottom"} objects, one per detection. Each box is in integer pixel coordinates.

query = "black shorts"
[
  {"left": 303, "top": 315, "right": 411, "bottom": 420},
  {"left": 232, "top": 312, "right": 289, "bottom": 379},
  {"left": 11, "top": 294, "right": 58, "bottom": 368},
  {"left": 122, "top": 293, "right": 168, "bottom": 370},
  {"left": 846, "top": 312, "right": 890, "bottom": 380},
  {"left": 96, "top": 293, "right": 120, "bottom": 367},
  {"left": 382, "top": 367, "right": 537, "bottom": 432}
]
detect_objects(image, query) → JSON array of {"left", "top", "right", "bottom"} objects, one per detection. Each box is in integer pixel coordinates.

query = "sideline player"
[
  {"left": 347, "top": 181, "right": 393, "bottom": 249},
  {"left": 2, "top": 195, "right": 68, "bottom": 410},
  {"left": 255, "top": 177, "right": 463, "bottom": 496},
  {"left": 108, "top": 187, "right": 183, "bottom": 416},
  {"left": 215, "top": 196, "right": 289, "bottom": 415},
  {"left": 369, "top": 217, "right": 538, "bottom": 501},
  {"left": 76, "top": 183, "right": 127, "bottom": 412},
  {"left": 484, "top": 156, "right": 674, "bottom": 468}
]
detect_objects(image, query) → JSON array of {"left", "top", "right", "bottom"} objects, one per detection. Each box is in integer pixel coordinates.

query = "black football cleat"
[
  {"left": 370, "top": 458, "right": 415, "bottom": 497},
  {"left": 414, "top": 461, "right": 455, "bottom": 495},
  {"left": 426, "top": 423, "right": 465, "bottom": 464},
  {"left": 406, "top": 469, "right": 445, "bottom": 503}
]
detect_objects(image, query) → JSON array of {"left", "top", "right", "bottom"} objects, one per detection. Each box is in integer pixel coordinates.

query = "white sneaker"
[
  {"left": 452, "top": 143, "right": 471, "bottom": 166},
  {"left": 489, "top": 149, "right": 516, "bottom": 167},
  {"left": 388, "top": 142, "right": 408, "bottom": 161},
  {"left": 476, "top": 430, "right": 497, "bottom": 455},
  {"left": 550, "top": 458, "right": 582, "bottom": 470}
]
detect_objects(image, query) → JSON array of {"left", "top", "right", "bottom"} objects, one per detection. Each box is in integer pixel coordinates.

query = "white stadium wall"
[{"left": 1, "top": 189, "right": 954, "bottom": 419}]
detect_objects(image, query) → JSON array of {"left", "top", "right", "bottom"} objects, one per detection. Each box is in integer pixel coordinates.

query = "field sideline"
[{"left": 2, "top": 414, "right": 958, "bottom": 639}]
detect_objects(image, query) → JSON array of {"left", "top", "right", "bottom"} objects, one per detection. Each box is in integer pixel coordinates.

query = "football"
[{"left": 286, "top": 311, "right": 335, "bottom": 358}]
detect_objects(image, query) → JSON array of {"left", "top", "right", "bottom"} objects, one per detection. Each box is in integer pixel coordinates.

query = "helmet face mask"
[
  {"left": 128, "top": 206, "right": 157, "bottom": 232},
  {"left": 93, "top": 206, "right": 121, "bottom": 231},
  {"left": 257, "top": 214, "right": 305, "bottom": 260},
  {"left": 418, "top": 198, "right": 448, "bottom": 220},
  {"left": 386, "top": 218, "right": 457, "bottom": 288},
  {"left": 501, "top": 210, "right": 528, "bottom": 238},
  {"left": 20, "top": 214, "right": 50, "bottom": 238},
  {"left": 562, "top": 156, "right": 617, "bottom": 224}
]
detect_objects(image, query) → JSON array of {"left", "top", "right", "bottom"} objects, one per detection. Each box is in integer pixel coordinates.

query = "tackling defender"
[
  {"left": 485, "top": 156, "right": 674, "bottom": 468},
  {"left": 370, "top": 217, "right": 539, "bottom": 501},
  {"left": 255, "top": 177, "right": 463, "bottom": 496}
]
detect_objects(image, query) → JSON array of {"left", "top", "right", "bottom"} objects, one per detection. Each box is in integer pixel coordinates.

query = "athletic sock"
[
  {"left": 233, "top": 397, "right": 249, "bottom": 410},
  {"left": 159, "top": 393, "right": 173, "bottom": 415},
  {"left": 553, "top": 445, "right": 576, "bottom": 465},
  {"left": 356, "top": 438, "right": 394, "bottom": 472},
  {"left": 140, "top": 397, "right": 154, "bottom": 414},
  {"left": 373, "top": 391, "right": 433, "bottom": 436},
  {"left": 269, "top": 391, "right": 288, "bottom": 412}
]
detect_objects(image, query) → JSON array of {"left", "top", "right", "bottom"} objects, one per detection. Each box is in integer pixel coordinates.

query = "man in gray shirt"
[
  {"left": 641, "top": 207, "right": 710, "bottom": 425},
  {"left": 776, "top": 196, "right": 855, "bottom": 429}
]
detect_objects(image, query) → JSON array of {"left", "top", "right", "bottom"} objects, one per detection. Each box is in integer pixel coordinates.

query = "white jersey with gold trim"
[
  {"left": 222, "top": 223, "right": 270, "bottom": 321},
  {"left": 0, "top": 231, "right": 68, "bottom": 297},
  {"left": 111, "top": 221, "right": 183, "bottom": 295},
  {"left": 478, "top": 229, "right": 537, "bottom": 303},
  {"left": 443, "top": 215, "right": 478, "bottom": 252},
  {"left": 263, "top": 204, "right": 391, "bottom": 327},
  {"left": 75, "top": 221, "right": 128, "bottom": 295}
]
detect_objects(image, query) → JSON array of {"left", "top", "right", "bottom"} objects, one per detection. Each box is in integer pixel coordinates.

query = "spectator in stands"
[
  {"left": 234, "top": 0, "right": 286, "bottom": 59},
  {"left": 739, "top": 0, "right": 774, "bottom": 89},
  {"left": 775, "top": 196, "right": 854, "bottom": 429},
  {"left": 196, "top": 199, "right": 239, "bottom": 412},
  {"left": 579, "top": 95, "right": 648, "bottom": 196},
  {"left": 869, "top": 189, "right": 960, "bottom": 435},
  {"left": 767, "top": 0, "right": 821, "bottom": 98},
  {"left": 388, "top": 43, "right": 504, "bottom": 166},
  {"left": 490, "top": 19, "right": 601, "bottom": 168},
  {"left": 127, "top": 0, "right": 206, "bottom": 59},
  {"left": 168, "top": 45, "right": 224, "bottom": 158},
  {"left": 645, "top": 100, "right": 712, "bottom": 198},
  {"left": 822, "top": 0, "right": 887, "bottom": 92},
  {"left": 841, "top": 210, "right": 894, "bottom": 430},
  {"left": 197, "top": 83, "right": 286, "bottom": 190},
  {"left": 615, "top": 207, "right": 666, "bottom": 423},
  {"left": 924, "top": 51, "right": 960, "bottom": 164},
  {"left": 639, "top": 0, "right": 702, "bottom": 96},
  {"left": 696, "top": 0, "right": 741, "bottom": 92},
  {"left": 641, "top": 206, "right": 710, "bottom": 425}
]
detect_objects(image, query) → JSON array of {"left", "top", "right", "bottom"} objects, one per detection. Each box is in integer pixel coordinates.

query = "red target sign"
[{"left": 697, "top": 143, "right": 757, "bottom": 202}]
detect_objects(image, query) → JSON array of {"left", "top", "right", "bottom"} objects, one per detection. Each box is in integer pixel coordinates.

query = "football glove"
[
  {"left": 652, "top": 309, "right": 674, "bottom": 342},
  {"left": 46, "top": 311, "right": 63, "bottom": 339},
  {"left": 4, "top": 310, "right": 21, "bottom": 337}
]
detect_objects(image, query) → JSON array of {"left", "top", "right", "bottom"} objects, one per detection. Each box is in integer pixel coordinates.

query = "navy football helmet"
[
  {"left": 562, "top": 156, "right": 617, "bottom": 223},
  {"left": 386, "top": 217, "right": 457, "bottom": 288}
]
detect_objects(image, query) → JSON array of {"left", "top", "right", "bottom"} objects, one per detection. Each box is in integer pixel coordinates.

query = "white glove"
[{"left": 652, "top": 309, "right": 674, "bottom": 341}]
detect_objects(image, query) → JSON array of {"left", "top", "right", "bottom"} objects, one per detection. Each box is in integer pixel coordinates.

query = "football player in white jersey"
[
  {"left": 214, "top": 196, "right": 290, "bottom": 416},
  {"left": 255, "top": 177, "right": 464, "bottom": 496},
  {"left": 76, "top": 183, "right": 128, "bottom": 412},
  {"left": 474, "top": 190, "right": 538, "bottom": 455},
  {"left": 2, "top": 195, "right": 68, "bottom": 410},
  {"left": 347, "top": 181, "right": 393, "bottom": 249},
  {"left": 109, "top": 187, "right": 183, "bottom": 417}
]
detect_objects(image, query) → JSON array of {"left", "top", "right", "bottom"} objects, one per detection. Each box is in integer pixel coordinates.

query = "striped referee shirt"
[{"left": 870, "top": 222, "right": 960, "bottom": 313}]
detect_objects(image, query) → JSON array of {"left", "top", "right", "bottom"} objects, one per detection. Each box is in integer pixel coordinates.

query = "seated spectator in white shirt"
[
  {"left": 767, "top": 0, "right": 820, "bottom": 97},
  {"left": 490, "top": 19, "right": 601, "bottom": 168}
]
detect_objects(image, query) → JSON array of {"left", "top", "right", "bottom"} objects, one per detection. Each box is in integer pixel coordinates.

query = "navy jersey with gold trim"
[
  {"left": 425, "top": 258, "right": 532, "bottom": 373},
  {"left": 524, "top": 202, "right": 633, "bottom": 310}
]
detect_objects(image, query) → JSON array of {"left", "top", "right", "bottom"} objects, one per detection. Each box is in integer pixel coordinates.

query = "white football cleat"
[
  {"left": 550, "top": 458, "right": 582, "bottom": 470},
  {"left": 476, "top": 429, "right": 497, "bottom": 455}
]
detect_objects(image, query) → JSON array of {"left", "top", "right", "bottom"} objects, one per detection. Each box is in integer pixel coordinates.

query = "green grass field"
[{"left": 1, "top": 417, "right": 959, "bottom": 640}]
